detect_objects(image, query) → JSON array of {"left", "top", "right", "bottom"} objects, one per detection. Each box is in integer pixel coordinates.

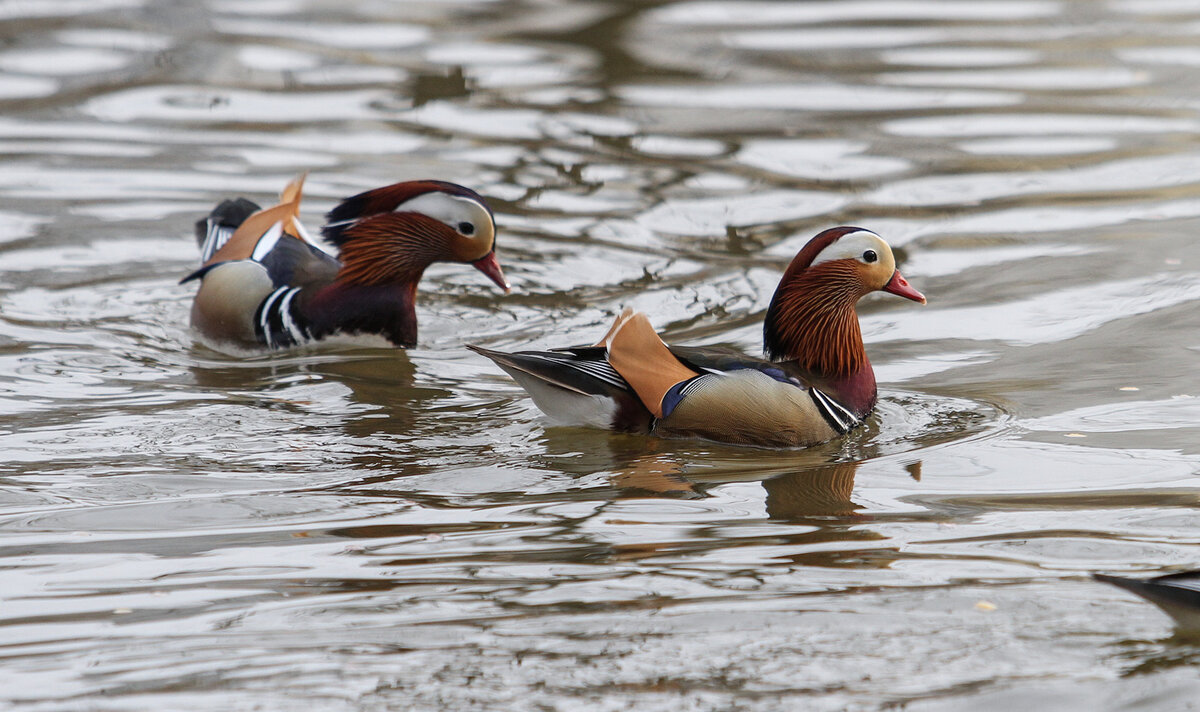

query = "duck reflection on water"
[{"left": 607, "top": 451, "right": 868, "bottom": 519}]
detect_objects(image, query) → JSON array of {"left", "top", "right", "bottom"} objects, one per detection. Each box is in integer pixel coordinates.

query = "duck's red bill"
[
  {"left": 883, "top": 269, "right": 925, "bottom": 304},
  {"left": 473, "top": 252, "right": 510, "bottom": 292}
]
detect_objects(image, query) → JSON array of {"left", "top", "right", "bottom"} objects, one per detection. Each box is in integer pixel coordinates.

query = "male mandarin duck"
[
  {"left": 469, "top": 227, "right": 925, "bottom": 448},
  {"left": 1094, "top": 571, "right": 1200, "bottom": 633},
  {"left": 183, "top": 174, "right": 509, "bottom": 350}
]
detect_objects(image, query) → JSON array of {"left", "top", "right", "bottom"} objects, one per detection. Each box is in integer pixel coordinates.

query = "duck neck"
[
  {"left": 823, "top": 361, "right": 877, "bottom": 418},
  {"left": 763, "top": 264, "right": 876, "bottom": 415},
  {"left": 305, "top": 279, "right": 422, "bottom": 347},
  {"left": 300, "top": 221, "right": 444, "bottom": 347}
]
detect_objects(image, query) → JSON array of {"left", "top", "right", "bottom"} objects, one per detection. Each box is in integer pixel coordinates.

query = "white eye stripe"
[
  {"left": 810, "top": 230, "right": 889, "bottom": 267},
  {"left": 394, "top": 192, "right": 492, "bottom": 237}
]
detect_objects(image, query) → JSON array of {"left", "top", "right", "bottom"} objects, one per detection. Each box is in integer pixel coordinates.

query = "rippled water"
[{"left": 3, "top": 1, "right": 1200, "bottom": 709}]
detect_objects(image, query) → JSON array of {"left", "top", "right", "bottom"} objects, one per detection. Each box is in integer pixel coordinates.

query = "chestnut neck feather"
[
  {"left": 763, "top": 260, "right": 876, "bottom": 414},
  {"left": 305, "top": 281, "right": 420, "bottom": 347},
  {"left": 301, "top": 214, "right": 453, "bottom": 347}
]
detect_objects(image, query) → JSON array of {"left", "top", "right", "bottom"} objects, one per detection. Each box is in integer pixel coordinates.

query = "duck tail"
[{"left": 467, "top": 343, "right": 652, "bottom": 433}]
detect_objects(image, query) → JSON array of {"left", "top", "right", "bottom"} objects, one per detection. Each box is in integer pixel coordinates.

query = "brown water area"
[{"left": 2, "top": 1, "right": 1200, "bottom": 709}]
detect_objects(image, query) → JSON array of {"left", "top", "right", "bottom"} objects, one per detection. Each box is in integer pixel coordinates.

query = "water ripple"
[{"left": 3, "top": 0, "right": 1200, "bottom": 708}]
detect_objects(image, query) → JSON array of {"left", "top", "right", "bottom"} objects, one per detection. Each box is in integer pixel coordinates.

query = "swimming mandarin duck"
[
  {"left": 1094, "top": 571, "right": 1200, "bottom": 634},
  {"left": 469, "top": 227, "right": 925, "bottom": 448},
  {"left": 183, "top": 174, "right": 508, "bottom": 350}
]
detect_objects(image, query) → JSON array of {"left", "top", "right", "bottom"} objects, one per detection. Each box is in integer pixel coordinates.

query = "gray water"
[{"left": 3, "top": 1, "right": 1200, "bottom": 710}]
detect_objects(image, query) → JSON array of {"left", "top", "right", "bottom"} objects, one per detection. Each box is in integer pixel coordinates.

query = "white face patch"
[
  {"left": 810, "top": 230, "right": 891, "bottom": 268},
  {"left": 394, "top": 191, "right": 494, "bottom": 244}
]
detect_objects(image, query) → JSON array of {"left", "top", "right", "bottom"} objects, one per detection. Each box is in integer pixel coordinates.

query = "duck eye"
[
  {"left": 457, "top": 221, "right": 475, "bottom": 236},
  {"left": 862, "top": 249, "right": 878, "bottom": 263}
]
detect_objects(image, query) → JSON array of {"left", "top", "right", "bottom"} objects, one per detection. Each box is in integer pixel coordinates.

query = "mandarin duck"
[
  {"left": 1094, "top": 571, "right": 1200, "bottom": 634},
  {"left": 469, "top": 227, "right": 924, "bottom": 448},
  {"left": 183, "top": 174, "right": 509, "bottom": 350}
]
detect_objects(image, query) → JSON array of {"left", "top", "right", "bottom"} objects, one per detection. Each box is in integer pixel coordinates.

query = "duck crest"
[{"left": 322, "top": 180, "right": 491, "bottom": 246}]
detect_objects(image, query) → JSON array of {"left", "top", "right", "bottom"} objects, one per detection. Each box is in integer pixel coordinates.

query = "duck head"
[
  {"left": 764, "top": 226, "right": 925, "bottom": 380},
  {"left": 322, "top": 180, "right": 509, "bottom": 291}
]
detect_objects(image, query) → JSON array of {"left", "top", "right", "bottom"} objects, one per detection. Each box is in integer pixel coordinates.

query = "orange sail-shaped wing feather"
[
  {"left": 276, "top": 171, "right": 313, "bottom": 241},
  {"left": 603, "top": 310, "right": 699, "bottom": 418},
  {"left": 593, "top": 306, "right": 634, "bottom": 347},
  {"left": 205, "top": 173, "right": 311, "bottom": 267}
]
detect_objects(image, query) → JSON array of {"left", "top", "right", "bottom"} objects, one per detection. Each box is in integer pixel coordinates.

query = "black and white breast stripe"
[
  {"left": 254, "top": 286, "right": 312, "bottom": 348},
  {"left": 809, "top": 388, "right": 861, "bottom": 435}
]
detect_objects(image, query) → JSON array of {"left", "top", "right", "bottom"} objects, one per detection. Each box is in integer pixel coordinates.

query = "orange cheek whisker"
[
  {"left": 333, "top": 214, "right": 451, "bottom": 287},
  {"left": 764, "top": 261, "right": 868, "bottom": 379}
]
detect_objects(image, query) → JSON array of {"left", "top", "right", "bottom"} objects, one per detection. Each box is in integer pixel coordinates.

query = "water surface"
[{"left": 2, "top": 1, "right": 1200, "bottom": 709}]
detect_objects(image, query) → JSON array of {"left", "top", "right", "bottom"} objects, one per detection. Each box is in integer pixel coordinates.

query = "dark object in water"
[{"left": 1094, "top": 571, "right": 1200, "bottom": 634}]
